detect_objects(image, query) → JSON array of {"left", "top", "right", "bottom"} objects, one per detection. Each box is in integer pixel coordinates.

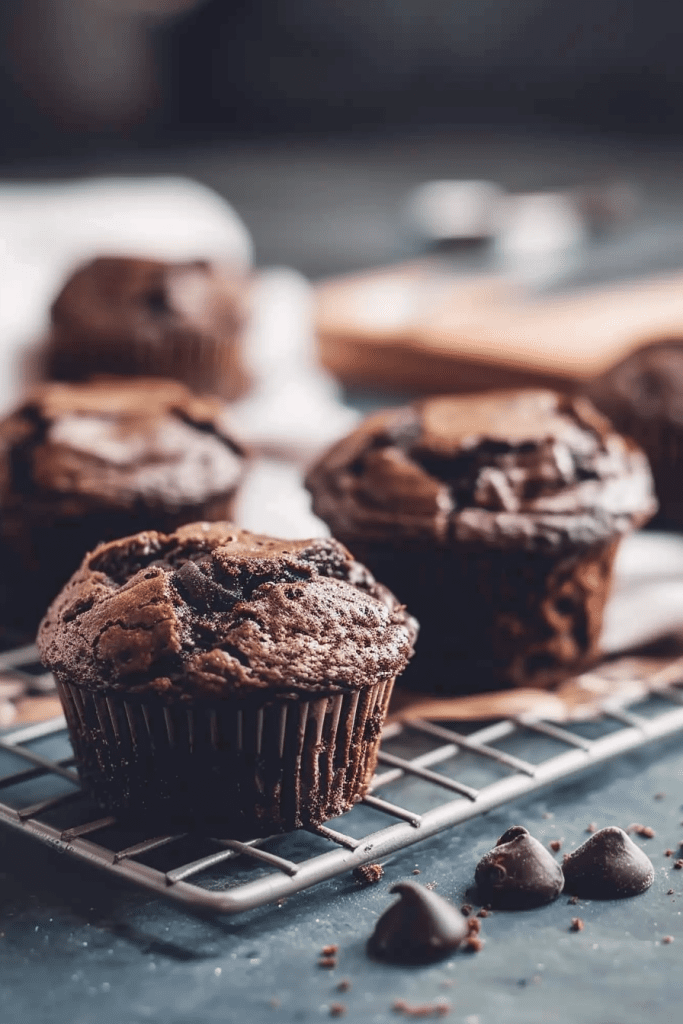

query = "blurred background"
[{"left": 2, "top": 0, "right": 683, "bottom": 278}]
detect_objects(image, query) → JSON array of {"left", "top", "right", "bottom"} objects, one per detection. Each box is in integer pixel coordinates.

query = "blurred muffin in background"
[
  {"left": 306, "top": 390, "right": 656, "bottom": 695},
  {"left": 0, "top": 377, "right": 246, "bottom": 634},
  {"left": 586, "top": 340, "right": 683, "bottom": 529},
  {"left": 42, "top": 256, "right": 251, "bottom": 400}
]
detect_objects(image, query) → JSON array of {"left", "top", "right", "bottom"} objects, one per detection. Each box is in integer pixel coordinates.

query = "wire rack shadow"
[{"left": 2, "top": 645, "right": 683, "bottom": 916}]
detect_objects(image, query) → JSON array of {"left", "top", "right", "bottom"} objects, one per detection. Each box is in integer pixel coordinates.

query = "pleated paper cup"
[{"left": 56, "top": 676, "right": 394, "bottom": 838}]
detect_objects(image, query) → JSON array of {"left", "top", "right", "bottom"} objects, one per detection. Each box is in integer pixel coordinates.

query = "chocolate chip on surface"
[
  {"left": 474, "top": 826, "right": 564, "bottom": 909},
  {"left": 563, "top": 826, "right": 654, "bottom": 898},
  {"left": 367, "top": 882, "right": 468, "bottom": 964}
]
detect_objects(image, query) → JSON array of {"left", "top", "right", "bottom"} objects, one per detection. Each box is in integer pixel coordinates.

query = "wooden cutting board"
[{"left": 315, "top": 262, "right": 683, "bottom": 394}]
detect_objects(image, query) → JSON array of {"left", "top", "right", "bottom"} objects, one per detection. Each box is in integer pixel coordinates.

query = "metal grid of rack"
[{"left": 2, "top": 646, "right": 683, "bottom": 916}]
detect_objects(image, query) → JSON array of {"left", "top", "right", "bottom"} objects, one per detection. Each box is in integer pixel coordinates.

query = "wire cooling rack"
[{"left": 2, "top": 645, "right": 683, "bottom": 916}]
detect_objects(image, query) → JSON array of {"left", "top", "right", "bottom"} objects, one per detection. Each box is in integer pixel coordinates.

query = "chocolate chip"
[
  {"left": 661, "top": 936, "right": 674, "bottom": 945},
  {"left": 336, "top": 980, "right": 351, "bottom": 992},
  {"left": 549, "top": 840, "right": 562, "bottom": 852},
  {"left": 460, "top": 904, "right": 472, "bottom": 916},
  {"left": 464, "top": 936, "right": 484, "bottom": 953},
  {"left": 563, "top": 826, "right": 654, "bottom": 898},
  {"left": 674, "top": 860, "right": 683, "bottom": 870},
  {"left": 474, "top": 826, "right": 564, "bottom": 909},
  {"left": 322, "top": 945, "right": 338, "bottom": 956},
  {"left": 330, "top": 1003, "right": 346, "bottom": 1017},
  {"left": 367, "top": 882, "right": 468, "bottom": 964}
]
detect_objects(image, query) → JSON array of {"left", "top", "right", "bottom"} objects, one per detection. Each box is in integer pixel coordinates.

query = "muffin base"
[
  {"left": 56, "top": 678, "right": 394, "bottom": 838},
  {"left": 345, "top": 538, "right": 620, "bottom": 694}
]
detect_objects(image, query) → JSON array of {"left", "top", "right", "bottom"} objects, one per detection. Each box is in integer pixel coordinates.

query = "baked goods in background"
[
  {"left": 306, "top": 390, "right": 656, "bottom": 694},
  {"left": 37, "top": 523, "right": 417, "bottom": 837},
  {"left": 42, "top": 256, "right": 251, "bottom": 401},
  {"left": 586, "top": 340, "right": 683, "bottom": 529},
  {"left": 0, "top": 377, "right": 246, "bottom": 633}
]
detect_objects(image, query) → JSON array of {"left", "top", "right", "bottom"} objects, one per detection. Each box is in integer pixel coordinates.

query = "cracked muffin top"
[
  {"left": 306, "top": 390, "right": 656, "bottom": 551},
  {"left": 0, "top": 377, "right": 245, "bottom": 514},
  {"left": 37, "top": 522, "right": 417, "bottom": 698}
]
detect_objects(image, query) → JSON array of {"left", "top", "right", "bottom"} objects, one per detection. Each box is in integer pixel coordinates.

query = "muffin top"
[
  {"left": 0, "top": 377, "right": 245, "bottom": 513},
  {"left": 306, "top": 390, "right": 656, "bottom": 551},
  {"left": 587, "top": 340, "right": 683, "bottom": 426},
  {"left": 50, "top": 256, "right": 247, "bottom": 355},
  {"left": 38, "top": 523, "right": 417, "bottom": 698}
]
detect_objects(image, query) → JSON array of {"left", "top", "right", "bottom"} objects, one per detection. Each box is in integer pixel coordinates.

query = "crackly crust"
[
  {"left": 38, "top": 522, "right": 417, "bottom": 699},
  {"left": 306, "top": 390, "right": 656, "bottom": 551}
]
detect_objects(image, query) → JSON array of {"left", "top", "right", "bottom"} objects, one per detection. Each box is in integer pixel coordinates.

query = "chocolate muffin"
[
  {"left": 43, "top": 256, "right": 250, "bottom": 400},
  {"left": 586, "top": 340, "right": 683, "bottom": 528},
  {"left": 37, "top": 523, "right": 416, "bottom": 836},
  {"left": 306, "top": 390, "right": 656, "bottom": 693},
  {"left": 0, "top": 377, "right": 246, "bottom": 633}
]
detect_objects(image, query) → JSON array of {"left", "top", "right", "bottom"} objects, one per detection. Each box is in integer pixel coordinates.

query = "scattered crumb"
[
  {"left": 665, "top": 850, "right": 674, "bottom": 857},
  {"left": 321, "top": 945, "right": 338, "bottom": 957},
  {"left": 425, "top": 881, "right": 438, "bottom": 891},
  {"left": 276, "top": 898, "right": 287, "bottom": 906},
  {"left": 570, "top": 918, "right": 584, "bottom": 932},
  {"left": 667, "top": 889, "right": 675, "bottom": 895},
  {"left": 465, "top": 936, "right": 484, "bottom": 953},
  {"left": 392, "top": 1000, "right": 450, "bottom": 1018},
  {"left": 586, "top": 823, "right": 597, "bottom": 833},
  {"left": 654, "top": 793, "right": 666, "bottom": 800},
  {"left": 269, "top": 998, "right": 281, "bottom": 1009},
  {"left": 353, "top": 863, "right": 384, "bottom": 886},
  {"left": 336, "top": 980, "right": 351, "bottom": 993},
  {"left": 549, "top": 840, "right": 562, "bottom": 852},
  {"left": 460, "top": 904, "right": 472, "bottom": 917},
  {"left": 661, "top": 936, "right": 674, "bottom": 945},
  {"left": 477, "top": 908, "right": 489, "bottom": 918},
  {"left": 467, "top": 918, "right": 481, "bottom": 935},
  {"left": 626, "top": 823, "right": 656, "bottom": 838},
  {"left": 319, "top": 958, "right": 337, "bottom": 969},
  {"left": 440, "top": 980, "right": 454, "bottom": 989},
  {"left": 674, "top": 860, "right": 683, "bottom": 870},
  {"left": 542, "top": 812, "right": 554, "bottom": 819},
  {"left": 330, "top": 1004, "right": 346, "bottom": 1017},
  {"left": 562, "top": 854, "right": 570, "bottom": 865},
  {"left": 568, "top": 896, "right": 579, "bottom": 905},
  {"left": 412, "top": 869, "right": 421, "bottom": 875}
]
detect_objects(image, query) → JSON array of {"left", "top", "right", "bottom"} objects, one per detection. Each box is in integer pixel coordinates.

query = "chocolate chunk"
[
  {"left": 367, "top": 882, "right": 468, "bottom": 964},
  {"left": 562, "top": 826, "right": 654, "bottom": 898},
  {"left": 474, "top": 826, "right": 564, "bottom": 909}
]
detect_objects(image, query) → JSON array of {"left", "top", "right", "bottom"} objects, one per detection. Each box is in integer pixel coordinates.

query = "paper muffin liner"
[
  {"left": 345, "top": 537, "right": 620, "bottom": 695},
  {"left": 55, "top": 676, "right": 394, "bottom": 838},
  {"left": 46, "top": 321, "right": 249, "bottom": 402}
]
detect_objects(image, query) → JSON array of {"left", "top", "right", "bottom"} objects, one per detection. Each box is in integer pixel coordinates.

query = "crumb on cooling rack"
[{"left": 353, "top": 863, "right": 384, "bottom": 885}]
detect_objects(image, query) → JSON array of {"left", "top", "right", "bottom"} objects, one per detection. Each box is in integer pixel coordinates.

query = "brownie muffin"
[
  {"left": 43, "top": 256, "right": 250, "bottom": 400},
  {"left": 0, "top": 377, "right": 246, "bottom": 633},
  {"left": 586, "top": 340, "right": 683, "bottom": 528},
  {"left": 38, "top": 523, "right": 416, "bottom": 836},
  {"left": 306, "top": 390, "right": 656, "bottom": 693}
]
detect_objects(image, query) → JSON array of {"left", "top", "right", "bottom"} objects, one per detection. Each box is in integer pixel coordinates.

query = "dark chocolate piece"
[
  {"left": 367, "top": 882, "right": 468, "bottom": 964},
  {"left": 474, "top": 825, "right": 565, "bottom": 909},
  {"left": 562, "top": 826, "right": 654, "bottom": 898}
]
